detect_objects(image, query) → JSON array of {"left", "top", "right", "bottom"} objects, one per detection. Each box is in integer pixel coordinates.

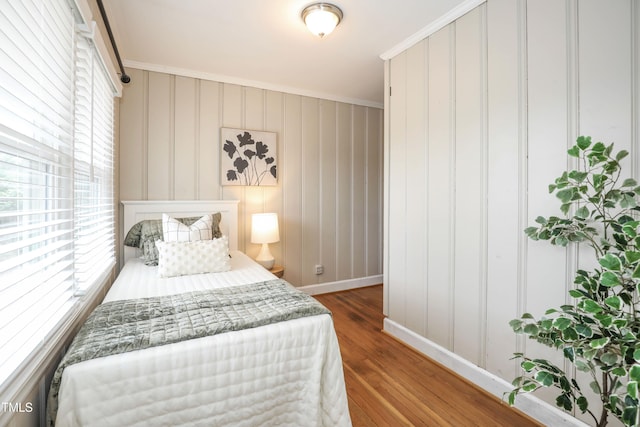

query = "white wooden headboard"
[{"left": 120, "top": 200, "right": 240, "bottom": 265}]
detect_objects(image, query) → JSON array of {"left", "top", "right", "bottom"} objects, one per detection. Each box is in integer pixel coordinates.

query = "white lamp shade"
[{"left": 251, "top": 213, "right": 280, "bottom": 244}]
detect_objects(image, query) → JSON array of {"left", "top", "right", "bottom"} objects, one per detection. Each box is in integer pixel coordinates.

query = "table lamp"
[{"left": 251, "top": 213, "right": 279, "bottom": 269}]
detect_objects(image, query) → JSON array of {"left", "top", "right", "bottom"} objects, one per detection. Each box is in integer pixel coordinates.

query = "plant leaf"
[
  {"left": 576, "top": 136, "right": 592, "bottom": 150},
  {"left": 599, "top": 254, "right": 622, "bottom": 271},
  {"left": 524, "top": 227, "right": 539, "bottom": 238},
  {"left": 591, "top": 142, "right": 606, "bottom": 153},
  {"left": 569, "top": 170, "right": 588, "bottom": 183},
  {"left": 562, "top": 327, "right": 578, "bottom": 341},
  {"left": 600, "top": 271, "right": 620, "bottom": 287},
  {"left": 567, "top": 146, "right": 580, "bottom": 157},
  {"left": 612, "top": 367, "right": 627, "bottom": 377},
  {"left": 535, "top": 371, "right": 555, "bottom": 387},
  {"left": 556, "top": 188, "right": 574, "bottom": 204},
  {"left": 575, "top": 360, "right": 591, "bottom": 372},
  {"left": 563, "top": 347, "right": 575, "bottom": 362},
  {"left": 590, "top": 337, "right": 610, "bottom": 349},
  {"left": 552, "top": 317, "right": 572, "bottom": 331},
  {"left": 600, "top": 352, "right": 619, "bottom": 366},
  {"left": 616, "top": 150, "right": 630, "bottom": 161},
  {"left": 509, "top": 319, "right": 523, "bottom": 331},
  {"left": 581, "top": 299, "right": 603, "bottom": 313},
  {"left": 556, "top": 394, "right": 572, "bottom": 411},
  {"left": 625, "top": 251, "right": 640, "bottom": 264},
  {"left": 593, "top": 174, "right": 605, "bottom": 190},
  {"left": 575, "top": 324, "right": 593, "bottom": 338},
  {"left": 605, "top": 296, "right": 622, "bottom": 311},
  {"left": 628, "top": 381, "right": 638, "bottom": 399},
  {"left": 576, "top": 396, "right": 588, "bottom": 413},
  {"left": 575, "top": 206, "right": 589, "bottom": 219},
  {"left": 621, "top": 194, "right": 636, "bottom": 209},
  {"left": 623, "top": 407, "right": 638, "bottom": 426}
]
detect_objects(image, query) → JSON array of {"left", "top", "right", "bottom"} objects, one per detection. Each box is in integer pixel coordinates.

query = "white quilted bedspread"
[{"left": 54, "top": 253, "right": 351, "bottom": 427}]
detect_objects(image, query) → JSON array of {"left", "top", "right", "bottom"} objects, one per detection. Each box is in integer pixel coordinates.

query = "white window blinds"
[
  {"left": 0, "top": 0, "right": 116, "bottom": 388},
  {"left": 74, "top": 30, "right": 115, "bottom": 293}
]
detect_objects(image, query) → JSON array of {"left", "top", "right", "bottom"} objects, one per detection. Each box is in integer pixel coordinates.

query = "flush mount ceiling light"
[{"left": 301, "top": 3, "right": 343, "bottom": 38}]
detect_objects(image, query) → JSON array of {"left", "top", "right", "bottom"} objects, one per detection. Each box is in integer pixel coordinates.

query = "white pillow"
[
  {"left": 156, "top": 236, "right": 231, "bottom": 278},
  {"left": 162, "top": 213, "right": 213, "bottom": 242}
]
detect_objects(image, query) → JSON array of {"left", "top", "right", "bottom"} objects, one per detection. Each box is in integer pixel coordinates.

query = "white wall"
[
  {"left": 119, "top": 68, "right": 383, "bottom": 287},
  {"left": 384, "top": 0, "right": 639, "bottom": 424}
]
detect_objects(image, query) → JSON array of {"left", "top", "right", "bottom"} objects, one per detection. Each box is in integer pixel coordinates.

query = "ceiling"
[{"left": 103, "top": 0, "right": 469, "bottom": 107}]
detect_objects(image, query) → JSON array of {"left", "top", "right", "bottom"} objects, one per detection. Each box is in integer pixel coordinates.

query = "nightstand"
[{"left": 269, "top": 265, "right": 284, "bottom": 278}]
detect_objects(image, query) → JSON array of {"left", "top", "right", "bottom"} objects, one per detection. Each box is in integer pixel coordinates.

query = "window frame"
[{"left": 0, "top": 0, "right": 120, "bottom": 406}]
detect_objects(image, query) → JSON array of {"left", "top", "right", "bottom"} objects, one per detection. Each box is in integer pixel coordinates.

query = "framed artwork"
[{"left": 220, "top": 128, "right": 277, "bottom": 186}]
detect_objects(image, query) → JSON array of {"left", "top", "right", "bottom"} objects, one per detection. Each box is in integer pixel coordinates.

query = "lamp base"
[{"left": 255, "top": 243, "right": 275, "bottom": 270}]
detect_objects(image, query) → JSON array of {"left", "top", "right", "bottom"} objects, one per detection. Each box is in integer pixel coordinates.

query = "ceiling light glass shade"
[{"left": 302, "top": 3, "right": 343, "bottom": 38}]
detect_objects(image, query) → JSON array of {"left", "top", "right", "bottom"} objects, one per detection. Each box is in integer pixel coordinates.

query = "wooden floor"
[{"left": 314, "top": 285, "right": 542, "bottom": 427}]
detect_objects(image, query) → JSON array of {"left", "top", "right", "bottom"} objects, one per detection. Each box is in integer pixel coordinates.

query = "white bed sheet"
[
  {"left": 103, "top": 251, "right": 277, "bottom": 302},
  {"left": 55, "top": 252, "right": 352, "bottom": 427}
]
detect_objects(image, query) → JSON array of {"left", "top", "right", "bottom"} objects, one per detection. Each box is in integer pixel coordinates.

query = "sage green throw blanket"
[{"left": 47, "top": 280, "right": 330, "bottom": 426}]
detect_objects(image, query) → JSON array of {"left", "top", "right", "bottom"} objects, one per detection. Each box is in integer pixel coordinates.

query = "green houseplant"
[{"left": 509, "top": 136, "right": 640, "bottom": 427}]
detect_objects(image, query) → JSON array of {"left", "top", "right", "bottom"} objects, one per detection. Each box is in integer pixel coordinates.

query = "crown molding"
[{"left": 379, "top": 0, "right": 487, "bottom": 60}]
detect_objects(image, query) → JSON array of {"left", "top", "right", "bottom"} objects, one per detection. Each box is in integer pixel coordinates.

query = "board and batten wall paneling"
[
  {"left": 301, "top": 97, "right": 320, "bottom": 286},
  {"left": 404, "top": 38, "right": 428, "bottom": 337},
  {"left": 485, "top": 0, "right": 525, "bottom": 381},
  {"left": 352, "top": 105, "right": 367, "bottom": 279},
  {"left": 118, "top": 69, "right": 383, "bottom": 287},
  {"left": 426, "top": 25, "right": 455, "bottom": 349},
  {"left": 366, "top": 107, "right": 383, "bottom": 278},
  {"left": 336, "top": 103, "right": 353, "bottom": 280},
  {"left": 526, "top": 0, "right": 579, "bottom": 407},
  {"left": 320, "top": 100, "right": 338, "bottom": 281},
  {"left": 387, "top": 49, "right": 408, "bottom": 326},
  {"left": 453, "top": 5, "right": 487, "bottom": 366},
  {"left": 384, "top": 0, "right": 640, "bottom": 423}
]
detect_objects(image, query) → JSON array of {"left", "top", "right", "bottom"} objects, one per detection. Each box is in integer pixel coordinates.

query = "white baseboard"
[
  {"left": 383, "top": 318, "right": 588, "bottom": 427},
  {"left": 299, "top": 274, "right": 382, "bottom": 295}
]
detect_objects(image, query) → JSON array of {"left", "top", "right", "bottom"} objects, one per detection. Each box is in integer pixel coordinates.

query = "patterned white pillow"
[
  {"left": 162, "top": 213, "right": 213, "bottom": 242},
  {"left": 156, "top": 236, "right": 231, "bottom": 278}
]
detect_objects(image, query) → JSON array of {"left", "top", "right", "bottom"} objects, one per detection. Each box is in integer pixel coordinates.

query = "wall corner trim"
[
  {"left": 383, "top": 318, "right": 590, "bottom": 427},
  {"left": 379, "top": 0, "right": 487, "bottom": 61}
]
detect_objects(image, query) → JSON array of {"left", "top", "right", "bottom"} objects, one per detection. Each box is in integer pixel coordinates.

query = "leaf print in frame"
[{"left": 220, "top": 128, "right": 277, "bottom": 186}]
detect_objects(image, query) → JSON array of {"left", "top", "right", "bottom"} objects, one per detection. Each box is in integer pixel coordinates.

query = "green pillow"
[{"left": 124, "top": 213, "right": 222, "bottom": 266}]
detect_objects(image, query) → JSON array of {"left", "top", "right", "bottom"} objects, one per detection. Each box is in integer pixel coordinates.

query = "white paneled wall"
[
  {"left": 385, "top": 0, "right": 639, "bottom": 424},
  {"left": 119, "top": 68, "right": 383, "bottom": 286}
]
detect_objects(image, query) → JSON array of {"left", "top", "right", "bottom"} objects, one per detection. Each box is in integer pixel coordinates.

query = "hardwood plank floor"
[{"left": 314, "top": 285, "right": 542, "bottom": 427}]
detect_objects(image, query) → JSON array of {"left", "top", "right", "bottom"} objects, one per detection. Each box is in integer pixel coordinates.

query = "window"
[
  {"left": 0, "top": 0, "right": 116, "bottom": 388},
  {"left": 73, "top": 29, "right": 115, "bottom": 293}
]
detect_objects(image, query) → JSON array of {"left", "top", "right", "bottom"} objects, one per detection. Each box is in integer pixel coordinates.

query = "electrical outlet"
[{"left": 314, "top": 264, "right": 324, "bottom": 275}]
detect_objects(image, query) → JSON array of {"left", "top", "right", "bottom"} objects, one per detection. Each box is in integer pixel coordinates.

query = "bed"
[{"left": 47, "top": 200, "right": 351, "bottom": 427}]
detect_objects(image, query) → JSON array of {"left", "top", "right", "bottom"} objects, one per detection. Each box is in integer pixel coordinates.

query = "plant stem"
[{"left": 596, "top": 372, "right": 610, "bottom": 427}]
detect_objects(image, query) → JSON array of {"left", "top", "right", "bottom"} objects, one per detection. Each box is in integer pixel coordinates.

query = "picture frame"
[{"left": 220, "top": 128, "right": 277, "bottom": 186}]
